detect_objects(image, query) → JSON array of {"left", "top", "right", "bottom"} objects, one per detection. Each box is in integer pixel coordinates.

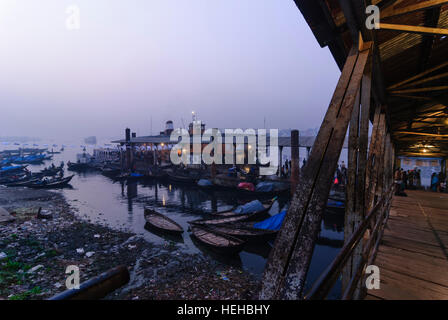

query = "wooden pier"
[
  {"left": 259, "top": 1, "right": 448, "bottom": 300},
  {"left": 366, "top": 190, "right": 448, "bottom": 300}
]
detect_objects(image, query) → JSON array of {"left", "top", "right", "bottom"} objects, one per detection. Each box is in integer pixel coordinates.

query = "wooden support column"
[
  {"left": 260, "top": 44, "right": 371, "bottom": 300},
  {"left": 375, "top": 132, "right": 389, "bottom": 199},
  {"left": 153, "top": 144, "right": 158, "bottom": 166},
  {"left": 290, "top": 130, "right": 300, "bottom": 196},
  {"left": 125, "top": 128, "right": 131, "bottom": 170},
  {"left": 342, "top": 69, "right": 371, "bottom": 297},
  {"left": 278, "top": 146, "right": 283, "bottom": 177},
  {"left": 211, "top": 162, "right": 216, "bottom": 179},
  {"left": 365, "top": 106, "right": 387, "bottom": 211}
]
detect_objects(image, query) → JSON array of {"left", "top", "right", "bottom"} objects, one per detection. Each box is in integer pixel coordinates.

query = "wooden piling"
[
  {"left": 290, "top": 130, "right": 299, "bottom": 196},
  {"left": 260, "top": 44, "right": 371, "bottom": 300},
  {"left": 342, "top": 69, "right": 371, "bottom": 297},
  {"left": 125, "top": 128, "right": 131, "bottom": 170}
]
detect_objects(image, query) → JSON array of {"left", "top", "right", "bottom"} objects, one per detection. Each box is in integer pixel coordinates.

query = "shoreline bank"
[{"left": 0, "top": 187, "right": 259, "bottom": 300}]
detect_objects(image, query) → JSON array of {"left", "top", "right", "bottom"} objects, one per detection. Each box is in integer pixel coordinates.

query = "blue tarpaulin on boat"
[
  {"left": 255, "top": 182, "right": 275, "bottom": 192},
  {"left": 234, "top": 200, "right": 265, "bottom": 214},
  {"left": 130, "top": 173, "right": 143, "bottom": 177},
  {"left": 253, "top": 210, "right": 287, "bottom": 231},
  {"left": 327, "top": 199, "right": 344, "bottom": 208},
  {"left": 197, "top": 179, "right": 213, "bottom": 187},
  {"left": 0, "top": 165, "right": 22, "bottom": 172}
]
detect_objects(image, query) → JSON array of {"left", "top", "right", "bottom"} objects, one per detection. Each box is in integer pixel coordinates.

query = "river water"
[{"left": 1, "top": 141, "right": 344, "bottom": 298}]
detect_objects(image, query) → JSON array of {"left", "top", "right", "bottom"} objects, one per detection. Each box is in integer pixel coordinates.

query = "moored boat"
[
  {"left": 190, "top": 225, "right": 245, "bottom": 255},
  {"left": 205, "top": 222, "right": 278, "bottom": 242},
  {"left": 144, "top": 208, "right": 184, "bottom": 235},
  {"left": 189, "top": 198, "right": 275, "bottom": 226},
  {"left": 25, "top": 175, "right": 74, "bottom": 189}
]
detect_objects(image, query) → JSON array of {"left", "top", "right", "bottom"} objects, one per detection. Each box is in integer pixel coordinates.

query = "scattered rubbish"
[
  {"left": 27, "top": 265, "right": 44, "bottom": 274},
  {"left": 76, "top": 248, "right": 85, "bottom": 254}
]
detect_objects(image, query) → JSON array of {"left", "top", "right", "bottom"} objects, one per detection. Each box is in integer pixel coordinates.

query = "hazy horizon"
[{"left": 0, "top": 1, "right": 340, "bottom": 140}]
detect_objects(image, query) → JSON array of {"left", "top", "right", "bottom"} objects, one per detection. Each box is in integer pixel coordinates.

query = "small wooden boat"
[
  {"left": 189, "top": 199, "right": 275, "bottom": 226},
  {"left": 67, "top": 162, "right": 90, "bottom": 171},
  {"left": 6, "top": 178, "right": 40, "bottom": 187},
  {"left": 144, "top": 208, "right": 183, "bottom": 235},
  {"left": 190, "top": 225, "right": 245, "bottom": 255},
  {"left": 25, "top": 175, "right": 74, "bottom": 189},
  {"left": 167, "top": 171, "right": 199, "bottom": 184},
  {"left": 213, "top": 199, "right": 275, "bottom": 217},
  {"left": 206, "top": 222, "right": 278, "bottom": 242}
]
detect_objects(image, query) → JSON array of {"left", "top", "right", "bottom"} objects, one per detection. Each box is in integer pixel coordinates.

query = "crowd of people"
[{"left": 395, "top": 167, "right": 446, "bottom": 195}]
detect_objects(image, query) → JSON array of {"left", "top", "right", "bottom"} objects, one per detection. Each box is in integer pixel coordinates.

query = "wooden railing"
[{"left": 305, "top": 185, "right": 395, "bottom": 300}]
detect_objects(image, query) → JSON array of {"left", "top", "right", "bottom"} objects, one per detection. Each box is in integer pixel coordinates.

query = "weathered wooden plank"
[
  {"left": 342, "top": 70, "right": 372, "bottom": 296},
  {"left": 342, "top": 88, "right": 361, "bottom": 293},
  {"left": 381, "top": 234, "right": 447, "bottom": 260},
  {"left": 381, "top": 0, "right": 448, "bottom": 19},
  {"left": 367, "top": 268, "right": 448, "bottom": 300},
  {"left": 279, "top": 47, "right": 371, "bottom": 300},
  {"left": 260, "top": 45, "right": 371, "bottom": 300},
  {"left": 387, "top": 61, "right": 448, "bottom": 90},
  {"left": 390, "top": 85, "right": 448, "bottom": 94},
  {"left": 367, "top": 190, "right": 448, "bottom": 300},
  {"left": 376, "top": 246, "right": 448, "bottom": 287},
  {"left": 366, "top": 110, "right": 386, "bottom": 211}
]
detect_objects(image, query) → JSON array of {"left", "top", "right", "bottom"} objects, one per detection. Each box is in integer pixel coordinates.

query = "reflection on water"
[{"left": 2, "top": 143, "right": 345, "bottom": 297}]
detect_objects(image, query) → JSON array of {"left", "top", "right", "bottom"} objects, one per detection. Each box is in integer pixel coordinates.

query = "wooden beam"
[
  {"left": 388, "top": 61, "right": 448, "bottom": 90},
  {"left": 390, "top": 86, "right": 448, "bottom": 94},
  {"left": 390, "top": 94, "right": 433, "bottom": 100},
  {"left": 378, "top": 23, "right": 448, "bottom": 36},
  {"left": 395, "top": 131, "right": 448, "bottom": 137},
  {"left": 419, "top": 7, "right": 441, "bottom": 72},
  {"left": 381, "top": 0, "right": 448, "bottom": 19},
  {"left": 260, "top": 44, "right": 371, "bottom": 300},
  {"left": 398, "top": 152, "right": 448, "bottom": 157},
  {"left": 399, "top": 72, "right": 448, "bottom": 89},
  {"left": 366, "top": 107, "right": 386, "bottom": 211}
]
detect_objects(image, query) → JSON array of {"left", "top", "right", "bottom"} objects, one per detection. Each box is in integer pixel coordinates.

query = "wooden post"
[
  {"left": 125, "top": 128, "right": 131, "bottom": 170},
  {"left": 153, "top": 144, "right": 158, "bottom": 166},
  {"left": 260, "top": 44, "right": 371, "bottom": 300},
  {"left": 278, "top": 146, "right": 283, "bottom": 177},
  {"left": 211, "top": 162, "right": 216, "bottom": 179},
  {"left": 290, "top": 130, "right": 300, "bottom": 196},
  {"left": 365, "top": 106, "right": 386, "bottom": 211},
  {"left": 342, "top": 68, "right": 371, "bottom": 297}
]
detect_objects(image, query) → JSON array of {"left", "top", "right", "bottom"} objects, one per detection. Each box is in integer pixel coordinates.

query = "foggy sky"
[{"left": 0, "top": 0, "right": 340, "bottom": 141}]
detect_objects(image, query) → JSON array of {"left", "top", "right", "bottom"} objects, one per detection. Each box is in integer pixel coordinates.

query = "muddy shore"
[{"left": 0, "top": 186, "right": 260, "bottom": 300}]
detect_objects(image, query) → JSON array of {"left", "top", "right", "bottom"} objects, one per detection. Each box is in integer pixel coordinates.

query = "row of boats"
[
  {"left": 0, "top": 164, "right": 74, "bottom": 189},
  {"left": 144, "top": 198, "right": 280, "bottom": 255}
]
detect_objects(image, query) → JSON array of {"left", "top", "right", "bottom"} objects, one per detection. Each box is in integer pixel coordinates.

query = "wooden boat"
[
  {"left": 206, "top": 222, "right": 278, "bottom": 242},
  {"left": 25, "top": 175, "right": 74, "bottom": 189},
  {"left": 6, "top": 178, "right": 40, "bottom": 187},
  {"left": 166, "top": 171, "right": 199, "bottom": 183},
  {"left": 144, "top": 208, "right": 183, "bottom": 235},
  {"left": 213, "top": 199, "right": 275, "bottom": 217},
  {"left": 190, "top": 225, "right": 245, "bottom": 255},
  {"left": 67, "top": 162, "right": 90, "bottom": 171},
  {"left": 189, "top": 198, "right": 275, "bottom": 226}
]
